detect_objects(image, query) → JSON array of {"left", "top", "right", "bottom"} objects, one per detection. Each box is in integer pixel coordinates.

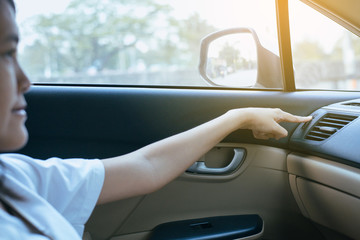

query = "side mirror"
[{"left": 199, "top": 28, "right": 283, "bottom": 88}]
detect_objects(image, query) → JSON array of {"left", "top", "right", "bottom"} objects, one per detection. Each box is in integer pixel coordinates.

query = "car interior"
[{"left": 13, "top": 0, "right": 360, "bottom": 239}]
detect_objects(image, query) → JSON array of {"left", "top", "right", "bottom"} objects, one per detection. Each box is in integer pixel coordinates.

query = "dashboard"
[{"left": 290, "top": 99, "right": 360, "bottom": 167}]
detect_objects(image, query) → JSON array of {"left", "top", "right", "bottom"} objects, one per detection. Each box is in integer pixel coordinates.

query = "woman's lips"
[{"left": 12, "top": 106, "right": 27, "bottom": 117}]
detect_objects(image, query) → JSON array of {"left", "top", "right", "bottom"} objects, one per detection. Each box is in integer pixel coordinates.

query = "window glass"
[
  {"left": 16, "top": 0, "right": 279, "bottom": 87},
  {"left": 289, "top": 0, "right": 360, "bottom": 90}
]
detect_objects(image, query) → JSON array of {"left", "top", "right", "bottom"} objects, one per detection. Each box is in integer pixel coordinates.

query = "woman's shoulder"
[
  {"left": 0, "top": 153, "right": 36, "bottom": 162},
  {"left": 0, "top": 154, "right": 47, "bottom": 191}
]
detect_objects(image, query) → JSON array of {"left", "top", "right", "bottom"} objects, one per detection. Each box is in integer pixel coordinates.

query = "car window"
[
  {"left": 16, "top": 0, "right": 279, "bottom": 88},
  {"left": 289, "top": 0, "right": 360, "bottom": 90}
]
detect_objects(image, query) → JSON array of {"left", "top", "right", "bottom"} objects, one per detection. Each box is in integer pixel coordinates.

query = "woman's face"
[{"left": 0, "top": 0, "right": 31, "bottom": 151}]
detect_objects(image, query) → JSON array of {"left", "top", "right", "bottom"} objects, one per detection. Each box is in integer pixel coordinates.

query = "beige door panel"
[
  {"left": 85, "top": 196, "right": 145, "bottom": 240},
  {"left": 86, "top": 144, "right": 319, "bottom": 240},
  {"left": 288, "top": 153, "right": 360, "bottom": 240}
]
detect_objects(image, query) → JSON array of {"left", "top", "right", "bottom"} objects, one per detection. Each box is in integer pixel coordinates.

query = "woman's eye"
[{"left": 2, "top": 49, "right": 17, "bottom": 59}]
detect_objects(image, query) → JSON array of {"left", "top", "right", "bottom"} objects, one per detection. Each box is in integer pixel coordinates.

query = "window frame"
[{"left": 276, "top": 0, "right": 296, "bottom": 92}]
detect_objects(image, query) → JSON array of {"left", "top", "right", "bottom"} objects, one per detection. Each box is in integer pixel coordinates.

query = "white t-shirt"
[{"left": 0, "top": 154, "right": 105, "bottom": 240}]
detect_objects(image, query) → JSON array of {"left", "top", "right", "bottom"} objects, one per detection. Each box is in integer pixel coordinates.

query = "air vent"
[
  {"left": 305, "top": 114, "right": 357, "bottom": 141},
  {"left": 343, "top": 102, "right": 360, "bottom": 107}
]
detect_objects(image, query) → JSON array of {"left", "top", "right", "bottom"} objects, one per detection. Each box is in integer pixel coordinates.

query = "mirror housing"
[{"left": 199, "top": 28, "right": 283, "bottom": 88}]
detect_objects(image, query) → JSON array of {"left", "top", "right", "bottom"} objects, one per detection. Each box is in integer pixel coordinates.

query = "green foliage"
[
  {"left": 20, "top": 0, "right": 216, "bottom": 77},
  {"left": 176, "top": 13, "right": 217, "bottom": 66},
  {"left": 218, "top": 43, "right": 240, "bottom": 67},
  {"left": 292, "top": 40, "right": 326, "bottom": 62},
  {"left": 293, "top": 33, "right": 360, "bottom": 63},
  {"left": 351, "top": 34, "right": 360, "bottom": 57}
]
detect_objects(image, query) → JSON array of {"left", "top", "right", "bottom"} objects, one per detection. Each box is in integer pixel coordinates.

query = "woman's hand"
[{"left": 229, "top": 108, "right": 312, "bottom": 140}]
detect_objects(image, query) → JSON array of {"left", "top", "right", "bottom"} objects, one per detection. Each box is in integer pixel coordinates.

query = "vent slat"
[
  {"left": 321, "top": 118, "right": 353, "bottom": 123},
  {"left": 325, "top": 115, "right": 357, "bottom": 121},
  {"left": 305, "top": 114, "right": 357, "bottom": 142},
  {"left": 306, "top": 135, "right": 328, "bottom": 141},
  {"left": 308, "top": 131, "right": 332, "bottom": 137},
  {"left": 343, "top": 102, "right": 360, "bottom": 107},
  {"left": 317, "top": 122, "right": 347, "bottom": 129}
]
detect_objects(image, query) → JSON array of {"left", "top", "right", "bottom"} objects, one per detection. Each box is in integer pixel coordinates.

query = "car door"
[{"left": 15, "top": 0, "right": 360, "bottom": 239}]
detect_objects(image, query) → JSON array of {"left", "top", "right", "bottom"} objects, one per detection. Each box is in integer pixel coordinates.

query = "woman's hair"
[{"left": 5, "top": 0, "right": 15, "bottom": 11}]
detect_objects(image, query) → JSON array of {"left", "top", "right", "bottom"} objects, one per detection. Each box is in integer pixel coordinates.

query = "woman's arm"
[{"left": 97, "top": 108, "right": 311, "bottom": 204}]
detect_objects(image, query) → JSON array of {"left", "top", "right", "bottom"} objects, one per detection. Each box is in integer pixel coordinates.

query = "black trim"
[
  {"left": 148, "top": 215, "right": 263, "bottom": 240},
  {"left": 18, "top": 85, "right": 360, "bottom": 160}
]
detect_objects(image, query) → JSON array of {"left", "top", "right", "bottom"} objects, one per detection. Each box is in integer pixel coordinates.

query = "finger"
[
  {"left": 253, "top": 132, "right": 271, "bottom": 140},
  {"left": 273, "top": 124, "right": 288, "bottom": 139},
  {"left": 253, "top": 124, "right": 288, "bottom": 140},
  {"left": 254, "top": 132, "right": 286, "bottom": 140},
  {"left": 279, "top": 112, "right": 312, "bottom": 123}
]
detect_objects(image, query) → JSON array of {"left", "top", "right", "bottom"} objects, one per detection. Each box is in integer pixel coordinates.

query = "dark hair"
[{"left": 5, "top": 0, "right": 15, "bottom": 11}]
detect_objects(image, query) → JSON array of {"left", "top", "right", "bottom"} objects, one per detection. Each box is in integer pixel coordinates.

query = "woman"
[{"left": 0, "top": 0, "right": 312, "bottom": 239}]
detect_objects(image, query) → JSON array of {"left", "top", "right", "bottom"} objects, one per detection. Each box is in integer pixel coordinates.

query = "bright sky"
[
  {"left": 289, "top": 0, "right": 345, "bottom": 53},
  {"left": 15, "top": 0, "right": 275, "bottom": 29},
  {"left": 15, "top": 0, "right": 71, "bottom": 21},
  {"left": 14, "top": 0, "right": 346, "bottom": 54},
  {"left": 15, "top": 0, "right": 279, "bottom": 52}
]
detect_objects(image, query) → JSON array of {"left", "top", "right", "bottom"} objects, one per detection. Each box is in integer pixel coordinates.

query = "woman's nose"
[{"left": 17, "top": 63, "right": 31, "bottom": 93}]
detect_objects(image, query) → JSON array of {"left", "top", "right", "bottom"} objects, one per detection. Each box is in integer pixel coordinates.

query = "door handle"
[{"left": 187, "top": 148, "right": 245, "bottom": 175}]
